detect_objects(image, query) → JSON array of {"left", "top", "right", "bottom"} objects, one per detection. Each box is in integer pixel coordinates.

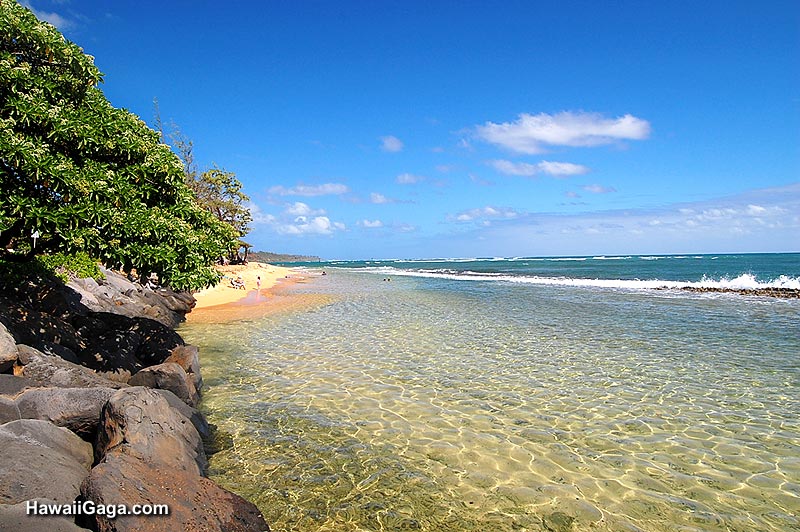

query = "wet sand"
[{"left": 187, "top": 268, "right": 334, "bottom": 324}]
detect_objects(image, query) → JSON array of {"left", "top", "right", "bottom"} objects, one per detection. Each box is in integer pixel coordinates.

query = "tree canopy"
[
  {"left": 155, "top": 114, "right": 253, "bottom": 263},
  {"left": 0, "top": 0, "right": 239, "bottom": 290}
]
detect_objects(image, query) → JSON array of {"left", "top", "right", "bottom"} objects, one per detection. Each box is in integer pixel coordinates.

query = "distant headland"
[{"left": 248, "top": 251, "right": 321, "bottom": 263}]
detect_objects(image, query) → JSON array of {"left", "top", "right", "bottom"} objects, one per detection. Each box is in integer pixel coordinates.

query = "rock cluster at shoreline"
[
  {"left": 656, "top": 286, "right": 800, "bottom": 299},
  {"left": 0, "top": 269, "right": 270, "bottom": 531}
]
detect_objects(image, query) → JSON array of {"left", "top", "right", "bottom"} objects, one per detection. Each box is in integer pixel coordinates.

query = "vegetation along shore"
[{"left": 1, "top": 2, "right": 273, "bottom": 529}]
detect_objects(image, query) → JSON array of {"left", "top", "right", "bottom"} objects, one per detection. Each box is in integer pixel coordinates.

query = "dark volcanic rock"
[
  {"left": 95, "top": 387, "right": 206, "bottom": 474},
  {"left": 0, "top": 299, "right": 83, "bottom": 358},
  {"left": 80, "top": 453, "right": 269, "bottom": 532},
  {"left": 16, "top": 387, "right": 116, "bottom": 439},
  {"left": 0, "top": 419, "right": 93, "bottom": 505},
  {"left": 129, "top": 362, "right": 199, "bottom": 407},
  {"left": 154, "top": 389, "right": 211, "bottom": 442},
  {"left": 0, "top": 322, "right": 17, "bottom": 373},
  {"left": 131, "top": 317, "right": 185, "bottom": 365},
  {"left": 0, "top": 499, "right": 92, "bottom": 531},
  {"left": 0, "top": 396, "right": 20, "bottom": 423},
  {"left": 164, "top": 344, "right": 203, "bottom": 392},
  {"left": 0, "top": 374, "right": 36, "bottom": 396},
  {"left": 15, "top": 345, "right": 128, "bottom": 389}
]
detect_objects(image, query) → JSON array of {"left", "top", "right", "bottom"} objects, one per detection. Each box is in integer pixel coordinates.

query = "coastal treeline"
[{"left": 0, "top": 0, "right": 248, "bottom": 290}]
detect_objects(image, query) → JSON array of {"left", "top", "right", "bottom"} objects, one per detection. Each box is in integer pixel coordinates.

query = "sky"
[{"left": 23, "top": 0, "right": 800, "bottom": 260}]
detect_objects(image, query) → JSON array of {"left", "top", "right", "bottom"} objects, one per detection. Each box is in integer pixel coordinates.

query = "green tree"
[
  {"left": 0, "top": 0, "right": 237, "bottom": 289},
  {"left": 155, "top": 106, "right": 252, "bottom": 262}
]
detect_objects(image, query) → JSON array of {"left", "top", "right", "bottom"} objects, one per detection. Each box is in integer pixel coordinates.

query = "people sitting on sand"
[{"left": 230, "top": 276, "right": 246, "bottom": 290}]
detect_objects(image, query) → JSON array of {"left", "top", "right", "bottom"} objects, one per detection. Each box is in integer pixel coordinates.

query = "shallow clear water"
[{"left": 181, "top": 267, "right": 800, "bottom": 532}]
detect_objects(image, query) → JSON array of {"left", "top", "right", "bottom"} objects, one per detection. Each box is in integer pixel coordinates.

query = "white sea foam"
[{"left": 349, "top": 267, "right": 800, "bottom": 291}]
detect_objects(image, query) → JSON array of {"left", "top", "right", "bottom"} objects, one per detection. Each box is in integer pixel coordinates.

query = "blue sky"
[{"left": 26, "top": 0, "right": 800, "bottom": 259}]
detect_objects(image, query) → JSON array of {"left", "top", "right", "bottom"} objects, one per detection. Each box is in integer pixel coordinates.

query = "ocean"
[{"left": 179, "top": 253, "right": 800, "bottom": 532}]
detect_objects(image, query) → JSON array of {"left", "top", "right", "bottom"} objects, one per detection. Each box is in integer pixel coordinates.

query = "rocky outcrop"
[
  {"left": 94, "top": 387, "right": 207, "bottom": 474},
  {"left": 15, "top": 387, "right": 116, "bottom": 439},
  {"left": 1, "top": 267, "right": 271, "bottom": 531},
  {"left": 14, "top": 345, "right": 128, "bottom": 389},
  {"left": 66, "top": 267, "right": 195, "bottom": 328},
  {"left": 129, "top": 362, "right": 199, "bottom": 407},
  {"left": 0, "top": 323, "right": 17, "bottom": 373},
  {"left": 80, "top": 453, "right": 269, "bottom": 532},
  {"left": 0, "top": 419, "right": 93, "bottom": 505}
]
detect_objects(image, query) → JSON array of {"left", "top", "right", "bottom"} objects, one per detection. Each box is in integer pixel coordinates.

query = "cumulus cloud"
[
  {"left": 475, "top": 111, "right": 651, "bottom": 154},
  {"left": 279, "top": 216, "right": 345, "bottom": 235},
  {"left": 248, "top": 201, "right": 345, "bottom": 236},
  {"left": 490, "top": 159, "right": 590, "bottom": 177},
  {"left": 442, "top": 183, "right": 800, "bottom": 256},
  {"left": 358, "top": 219, "right": 384, "bottom": 228},
  {"left": 285, "top": 202, "right": 325, "bottom": 216},
  {"left": 380, "top": 135, "right": 404, "bottom": 152},
  {"left": 268, "top": 183, "right": 349, "bottom": 197},
  {"left": 583, "top": 184, "right": 617, "bottom": 194},
  {"left": 370, "top": 193, "right": 392, "bottom": 204},
  {"left": 453, "top": 206, "right": 520, "bottom": 223},
  {"left": 396, "top": 173, "right": 425, "bottom": 185}
]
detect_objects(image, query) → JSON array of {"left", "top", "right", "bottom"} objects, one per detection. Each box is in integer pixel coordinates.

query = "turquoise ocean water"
[{"left": 180, "top": 253, "right": 800, "bottom": 532}]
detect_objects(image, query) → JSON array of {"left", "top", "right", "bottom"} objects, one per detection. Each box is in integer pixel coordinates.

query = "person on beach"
[
  {"left": 231, "top": 276, "right": 245, "bottom": 289},
  {"left": 256, "top": 276, "right": 261, "bottom": 291}
]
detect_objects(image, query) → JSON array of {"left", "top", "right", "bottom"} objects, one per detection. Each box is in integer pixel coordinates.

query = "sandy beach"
[
  {"left": 192, "top": 262, "right": 293, "bottom": 308},
  {"left": 187, "top": 262, "right": 334, "bottom": 323}
]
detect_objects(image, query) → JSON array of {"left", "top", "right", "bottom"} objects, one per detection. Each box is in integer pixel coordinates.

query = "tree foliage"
[
  {"left": 0, "top": 0, "right": 238, "bottom": 290},
  {"left": 154, "top": 105, "right": 252, "bottom": 263}
]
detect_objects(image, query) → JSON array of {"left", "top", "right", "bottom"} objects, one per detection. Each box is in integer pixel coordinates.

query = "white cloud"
[
  {"left": 268, "top": 183, "right": 349, "bottom": 197},
  {"left": 22, "top": 2, "right": 75, "bottom": 30},
  {"left": 475, "top": 111, "right": 651, "bottom": 154},
  {"left": 439, "top": 183, "right": 800, "bottom": 256},
  {"left": 453, "top": 206, "right": 519, "bottom": 223},
  {"left": 490, "top": 159, "right": 590, "bottom": 177},
  {"left": 583, "top": 184, "right": 617, "bottom": 194},
  {"left": 489, "top": 160, "right": 540, "bottom": 176},
  {"left": 380, "top": 135, "right": 404, "bottom": 152},
  {"left": 370, "top": 193, "right": 392, "bottom": 204},
  {"left": 537, "top": 161, "right": 590, "bottom": 176},
  {"left": 396, "top": 173, "right": 425, "bottom": 185},
  {"left": 358, "top": 219, "right": 384, "bottom": 228},
  {"left": 278, "top": 216, "right": 345, "bottom": 235},
  {"left": 248, "top": 201, "right": 345, "bottom": 236},
  {"left": 285, "top": 202, "right": 325, "bottom": 216}
]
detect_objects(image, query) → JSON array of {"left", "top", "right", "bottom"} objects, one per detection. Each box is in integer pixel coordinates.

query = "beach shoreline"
[{"left": 186, "top": 262, "right": 333, "bottom": 323}]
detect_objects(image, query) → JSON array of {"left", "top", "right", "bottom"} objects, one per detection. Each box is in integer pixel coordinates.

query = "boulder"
[
  {"left": 95, "top": 387, "right": 206, "bottom": 475},
  {"left": 0, "top": 322, "right": 17, "bottom": 373},
  {"left": 165, "top": 344, "right": 203, "bottom": 392},
  {"left": 0, "top": 396, "right": 20, "bottom": 424},
  {"left": 153, "top": 389, "right": 211, "bottom": 443},
  {"left": 0, "top": 419, "right": 93, "bottom": 505},
  {"left": 0, "top": 499, "right": 92, "bottom": 531},
  {"left": 0, "top": 374, "right": 35, "bottom": 397},
  {"left": 0, "top": 300, "right": 83, "bottom": 355},
  {"left": 129, "top": 362, "right": 198, "bottom": 407},
  {"left": 80, "top": 453, "right": 269, "bottom": 532},
  {"left": 16, "top": 387, "right": 116, "bottom": 439},
  {"left": 131, "top": 317, "right": 184, "bottom": 365},
  {"left": 15, "top": 345, "right": 128, "bottom": 390}
]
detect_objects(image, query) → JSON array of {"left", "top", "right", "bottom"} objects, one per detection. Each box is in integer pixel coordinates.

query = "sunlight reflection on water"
[{"left": 181, "top": 272, "right": 800, "bottom": 532}]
